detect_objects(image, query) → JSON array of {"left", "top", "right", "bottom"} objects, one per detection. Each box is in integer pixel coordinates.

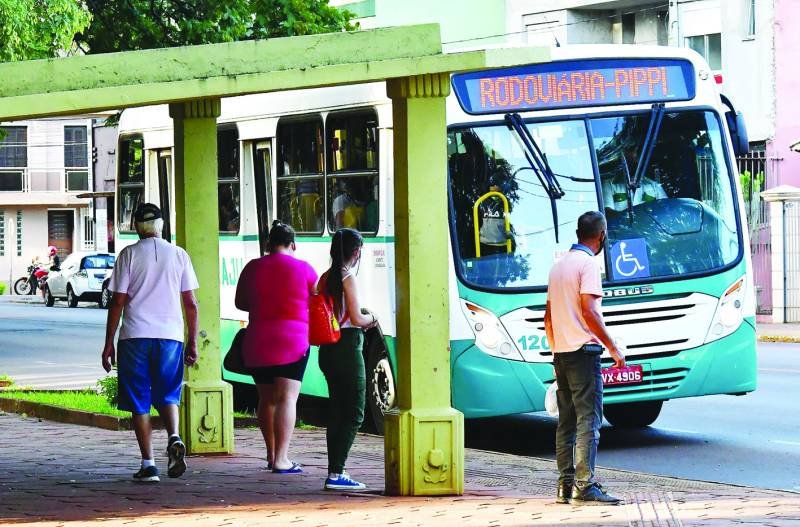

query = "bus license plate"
[{"left": 601, "top": 365, "right": 643, "bottom": 386}]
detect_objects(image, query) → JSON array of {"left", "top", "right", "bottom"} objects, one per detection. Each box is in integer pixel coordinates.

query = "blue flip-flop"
[{"left": 272, "top": 461, "right": 302, "bottom": 474}]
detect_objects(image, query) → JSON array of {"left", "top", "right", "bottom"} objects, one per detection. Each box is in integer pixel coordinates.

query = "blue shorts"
[{"left": 117, "top": 338, "right": 184, "bottom": 415}]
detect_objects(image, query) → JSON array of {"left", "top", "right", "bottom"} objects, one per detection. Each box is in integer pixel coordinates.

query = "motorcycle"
[{"left": 13, "top": 263, "right": 49, "bottom": 296}]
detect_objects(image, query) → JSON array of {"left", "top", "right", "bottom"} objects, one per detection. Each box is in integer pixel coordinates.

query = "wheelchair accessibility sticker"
[{"left": 610, "top": 239, "right": 650, "bottom": 280}]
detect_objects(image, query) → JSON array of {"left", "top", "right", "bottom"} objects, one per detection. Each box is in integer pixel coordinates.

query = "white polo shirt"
[{"left": 109, "top": 237, "right": 199, "bottom": 342}]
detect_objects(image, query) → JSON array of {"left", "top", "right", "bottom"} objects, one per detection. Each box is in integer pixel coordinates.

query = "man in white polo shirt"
[
  {"left": 544, "top": 211, "right": 625, "bottom": 505},
  {"left": 101, "top": 203, "right": 199, "bottom": 483}
]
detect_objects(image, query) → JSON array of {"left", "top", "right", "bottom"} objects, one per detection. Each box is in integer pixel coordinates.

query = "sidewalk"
[
  {"left": 1, "top": 412, "right": 798, "bottom": 526},
  {"left": 757, "top": 322, "right": 800, "bottom": 343}
]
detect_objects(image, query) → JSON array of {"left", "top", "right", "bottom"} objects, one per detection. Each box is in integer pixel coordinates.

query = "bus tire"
[
  {"left": 603, "top": 400, "right": 663, "bottom": 428},
  {"left": 365, "top": 329, "right": 395, "bottom": 435}
]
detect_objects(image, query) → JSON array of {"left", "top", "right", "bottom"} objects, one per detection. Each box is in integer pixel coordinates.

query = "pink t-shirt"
[
  {"left": 546, "top": 248, "right": 604, "bottom": 353},
  {"left": 236, "top": 253, "right": 318, "bottom": 367}
]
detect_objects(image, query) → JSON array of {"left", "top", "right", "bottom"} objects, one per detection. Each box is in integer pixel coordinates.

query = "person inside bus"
[
  {"left": 477, "top": 179, "right": 514, "bottom": 257},
  {"left": 332, "top": 180, "right": 366, "bottom": 230}
]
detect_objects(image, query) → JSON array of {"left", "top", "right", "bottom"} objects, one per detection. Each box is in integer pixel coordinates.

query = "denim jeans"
[{"left": 553, "top": 350, "right": 603, "bottom": 489}]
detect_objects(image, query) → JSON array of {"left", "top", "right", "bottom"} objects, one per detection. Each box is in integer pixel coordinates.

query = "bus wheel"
[
  {"left": 603, "top": 401, "right": 663, "bottom": 428},
  {"left": 365, "top": 333, "right": 395, "bottom": 435}
]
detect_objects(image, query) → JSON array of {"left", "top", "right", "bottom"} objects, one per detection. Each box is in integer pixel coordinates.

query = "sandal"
[{"left": 272, "top": 461, "right": 302, "bottom": 474}]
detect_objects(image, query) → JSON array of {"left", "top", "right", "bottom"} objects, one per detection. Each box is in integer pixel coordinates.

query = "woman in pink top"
[{"left": 235, "top": 221, "right": 317, "bottom": 474}]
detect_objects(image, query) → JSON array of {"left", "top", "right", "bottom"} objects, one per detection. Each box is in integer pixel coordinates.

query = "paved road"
[
  {"left": 465, "top": 342, "right": 800, "bottom": 492},
  {"left": 0, "top": 297, "right": 107, "bottom": 389}
]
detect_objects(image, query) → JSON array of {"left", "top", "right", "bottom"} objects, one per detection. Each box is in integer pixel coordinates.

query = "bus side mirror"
[{"left": 726, "top": 110, "right": 750, "bottom": 156}]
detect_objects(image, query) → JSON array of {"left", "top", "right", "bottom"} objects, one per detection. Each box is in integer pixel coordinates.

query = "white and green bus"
[{"left": 115, "top": 44, "right": 756, "bottom": 431}]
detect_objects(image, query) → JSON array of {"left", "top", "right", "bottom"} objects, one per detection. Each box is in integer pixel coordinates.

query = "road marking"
[
  {"left": 772, "top": 440, "right": 800, "bottom": 447},
  {"left": 656, "top": 427, "right": 701, "bottom": 435},
  {"left": 759, "top": 367, "right": 800, "bottom": 374}
]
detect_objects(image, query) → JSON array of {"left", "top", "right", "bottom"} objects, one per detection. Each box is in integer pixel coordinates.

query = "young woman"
[
  {"left": 318, "top": 228, "right": 378, "bottom": 491},
  {"left": 235, "top": 221, "right": 317, "bottom": 474}
]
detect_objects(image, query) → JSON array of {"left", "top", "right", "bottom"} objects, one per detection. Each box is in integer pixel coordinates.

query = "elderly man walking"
[
  {"left": 102, "top": 203, "right": 199, "bottom": 483},
  {"left": 544, "top": 211, "right": 626, "bottom": 505}
]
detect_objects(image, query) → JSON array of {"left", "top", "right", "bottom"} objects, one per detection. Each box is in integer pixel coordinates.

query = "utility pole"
[{"left": 668, "top": 0, "right": 680, "bottom": 47}]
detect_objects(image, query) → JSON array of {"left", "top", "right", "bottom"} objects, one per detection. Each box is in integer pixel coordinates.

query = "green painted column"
[
  {"left": 384, "top": 74, "right": 464, "bottom": 496},
  {"left": 169, "top": 99, "right": 234, "bottom": 454}
]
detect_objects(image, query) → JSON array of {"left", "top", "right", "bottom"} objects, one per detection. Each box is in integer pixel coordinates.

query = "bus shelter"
[{"left": 0, "top": 24, "right": 547, "bottom": 496}]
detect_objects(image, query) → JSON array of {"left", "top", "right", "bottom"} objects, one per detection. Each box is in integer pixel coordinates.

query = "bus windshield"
[{"left": 447, "top": 110, "right": 740, "bottom": 291}]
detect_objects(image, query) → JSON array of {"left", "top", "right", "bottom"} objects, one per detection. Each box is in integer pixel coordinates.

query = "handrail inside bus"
[{"left": 473, "top": 190, "right": 512, "bottom": 258}]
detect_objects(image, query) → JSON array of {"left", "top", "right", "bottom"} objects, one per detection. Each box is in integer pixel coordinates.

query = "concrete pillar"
[
  {"left": 384, "top": 74, "right": 464, "bottom": 496},
  {"left": 169, "top": 99, "right": 234, "bottom": 454}
]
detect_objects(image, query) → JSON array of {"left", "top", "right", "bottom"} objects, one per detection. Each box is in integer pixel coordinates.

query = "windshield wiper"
[
  {"left": 504, "top": 113, "right": 565, "bottom": 242},
  {"left": 630, "top": 102, "right": 665, "bottom": 193}
]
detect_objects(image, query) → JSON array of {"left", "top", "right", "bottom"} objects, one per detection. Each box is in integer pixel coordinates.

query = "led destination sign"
[{"left": 452, "top": 59, "right": 695, "bottom": 115}]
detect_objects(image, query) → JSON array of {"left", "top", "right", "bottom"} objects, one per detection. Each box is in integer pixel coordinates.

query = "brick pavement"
[{"left": 1, "top": 412, "right": 798, "bottom": 526}]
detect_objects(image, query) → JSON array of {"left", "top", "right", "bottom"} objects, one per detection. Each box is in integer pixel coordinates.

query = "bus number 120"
[{"left": 518, "top": 335, "right": 550, "bottom": 351}]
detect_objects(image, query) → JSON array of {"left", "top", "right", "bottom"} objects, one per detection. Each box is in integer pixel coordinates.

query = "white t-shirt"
[
  {"left": 546, "top": 248, "right": 604, "bottom": 353},
  {"left": 109, "top": 237, "right": 199, "bottom": 341}
]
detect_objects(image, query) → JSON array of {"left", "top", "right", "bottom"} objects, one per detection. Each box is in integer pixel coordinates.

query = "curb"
[
  {"left": 758, "top": 335, "right": 800, "bottom": 343},
  {"left": 0, "top": 398, "right": 259, "bottom": 430}
]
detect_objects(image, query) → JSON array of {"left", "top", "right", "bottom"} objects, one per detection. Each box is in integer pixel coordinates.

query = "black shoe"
[
  {"left": 133, "top": 465, "right": 160, "bottom": 483},
  {"left": 556, "top": 480, "right": 574, "bottom": 504},
  {"left": 571, "top": 483, "right": 621, "bottom": 505},
  {"left": 167, "top": 436, "right": 187, "bottom": 478}
]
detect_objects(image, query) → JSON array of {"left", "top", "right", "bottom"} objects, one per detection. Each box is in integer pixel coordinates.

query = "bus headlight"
[
  {"left": 705, "top": 277, "right": 745, "bottom": 343},
  {"left": 460, "top": 300, "right": 525, "bottom": 361}
]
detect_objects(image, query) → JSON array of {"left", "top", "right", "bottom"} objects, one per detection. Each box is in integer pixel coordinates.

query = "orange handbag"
[{"left": 309, "top": 293, "right": 341, "bottom": 345}]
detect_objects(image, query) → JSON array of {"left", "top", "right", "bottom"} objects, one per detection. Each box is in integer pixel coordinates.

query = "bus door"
[
  {"left": 156, "top": 149, "right": 173, "bottom": 241},
  {"left": 253, "top": 141, "right": 274, "bottom": 255}
]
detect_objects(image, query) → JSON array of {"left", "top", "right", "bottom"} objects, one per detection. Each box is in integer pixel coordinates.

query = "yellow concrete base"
[
  {"left": 384, "top": 407, "right": 464, "bottom": 496},
  {"left": 179, "top": 380, "right": 234, "bottom": 454}
]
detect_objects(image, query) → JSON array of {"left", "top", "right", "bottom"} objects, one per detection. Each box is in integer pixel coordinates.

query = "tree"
[
  {"left": 0, "top": 0, "right": 91, "bottom": 62},
  {"left": 80, "top": 0, "right": 356, "bottom": 54}
]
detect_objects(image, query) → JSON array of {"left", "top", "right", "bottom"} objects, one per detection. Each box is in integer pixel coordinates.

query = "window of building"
[
  {"left": 16, "top": 210, "right": 22, "bottom": 256},
  {"left": 745, "top": 0, "right": 756, "bottom": 37},
  {"left": 622, "top": 13, "right": 636, "bottom": 44},
  {"left": 117, "top": 136, "right": 144, "bottom": 233},
  {"left": 686, "top": 33, "right": 722, "bottom": 70},
  {"left": 326, "top": 110, "right": 379, "bottom": 233},
  {"left": 277, "top": 117, "right": 325, "bottom": 234},
  {"left": 0, "top": 210, "right": 5, "bottom": 256},
  {"left": 0, "top": 126, "right": 27, "bottom": 192},
  {"left": 218, "top": 128, "right": 240, "bottom": 234},
  {"left": 64, "top": 126, "right": 89, "bottom": 192}
]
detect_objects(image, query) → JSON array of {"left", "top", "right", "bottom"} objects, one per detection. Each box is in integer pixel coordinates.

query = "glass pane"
[
  {"left": 707, "top": 33, "right": 722, "bottom": 70},
  {"left": 218, "top": 129, "right": 239, "bottom": 181},
  {"left": 119, "top": 137, "right": 144, "bottom": 184},
  {"left": 0, "top": 171, "right": 23, "bottom": 191},
  {"left": 328, "top": 174, "right": 379, "bottom": 232},
  {"left": 448, "top": 120, "right": 598, "bottom": 290},
  {"left": 277, "top": 119, "right": 323, "bottom": 176},
  {"left": 82, "top": 255, "right": 116, "bottom": 269},
  {"left": 590, "top": 111, "right": 739, "bottom": 280},
  {"left": 277, "top": 177, "right": 324, "bottom": 234},
  {"left": 327, "top": 111, "right": 378, "bottom": 172},
  {"left": 67, "top": 170, "right": 89, "bottom": 191},
  {"left": 118, "top": 186, "right": 143, "bottom": 233},
  {"left": 0, "top": 127, "right": 27, "bottom": 168},
  {"left": 64, "top": 126, "right": 88, "bottom": 168},
  {"left": 218, "top": 181, "right": 240, "bottom": 233},
  {"left": 686, "top": 35, "right": 705, "bottom": 58}
]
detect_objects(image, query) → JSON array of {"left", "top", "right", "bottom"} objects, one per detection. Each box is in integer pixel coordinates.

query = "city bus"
[{"left": 114, "top": 44, "right": 756, "bottom": 431}]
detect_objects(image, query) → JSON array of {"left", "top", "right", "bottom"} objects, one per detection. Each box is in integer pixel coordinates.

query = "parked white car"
[{"left": 44, "top": 252, "right": 116, "bottom": 308}]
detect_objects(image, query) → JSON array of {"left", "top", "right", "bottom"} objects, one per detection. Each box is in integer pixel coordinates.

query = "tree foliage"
[
  {"left": 80, "top": 0, "right": 357, "bottom": 54},
  {"left": 0, "top": 0, "right": 91, "bottom": 62}
]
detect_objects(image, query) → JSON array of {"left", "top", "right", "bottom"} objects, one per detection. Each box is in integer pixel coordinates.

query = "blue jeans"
[{"left": 553, "top": 350, "right": 603, "bottom": 489}]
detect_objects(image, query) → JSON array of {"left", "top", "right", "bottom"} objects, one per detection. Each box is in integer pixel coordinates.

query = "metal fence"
[{"left": 737, "top": 151, "right": 782, "bottom": 316}]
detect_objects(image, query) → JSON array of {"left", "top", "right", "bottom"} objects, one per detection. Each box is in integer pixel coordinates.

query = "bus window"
[
  {"left": 326, "top": 111, "right": 379, "bottom": 233},
  {"left": 591, "top": 111, "right": 739, "bottom": 280},
  {"left": 277, "top": 117, "right": 324, "bottom": 234},
  {"left": 218, "top": 129, "right": 240, "bottom": 234},
  {"left": 118, "top": 136, "right": 144, "bottom": 233}
]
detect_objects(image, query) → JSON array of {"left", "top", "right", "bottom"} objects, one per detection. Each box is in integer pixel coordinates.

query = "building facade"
[{"left": 0, "top": 118, "right": 95, "bottom": 289}]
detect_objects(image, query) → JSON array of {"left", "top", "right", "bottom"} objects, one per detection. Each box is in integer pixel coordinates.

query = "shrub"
[
  {"left": 0, "top": 282, "right": 6, "bottom": 295},
  {"left": 96, "top": 374, "right": 118, "bottom": 405}
]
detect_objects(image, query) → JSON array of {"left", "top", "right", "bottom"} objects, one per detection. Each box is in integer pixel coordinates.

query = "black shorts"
[{"left": 251, "top": 351, "right": 309, "bottom": 384}]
